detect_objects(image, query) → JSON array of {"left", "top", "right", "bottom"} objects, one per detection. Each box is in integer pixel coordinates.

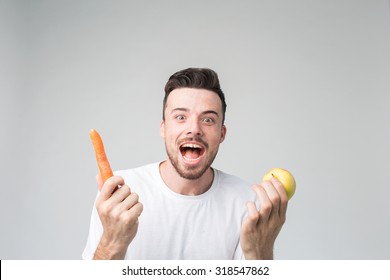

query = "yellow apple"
[{"left": 262, "top": 168, "right": 296, "bottom": 200}]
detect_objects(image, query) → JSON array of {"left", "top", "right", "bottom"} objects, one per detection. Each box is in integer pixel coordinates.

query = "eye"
[
  {"left": 175, "top": 115, "right": 186, "bottom": 121},
  {"left": 202, "top": 117, "right": 214, "bottom": 124}
]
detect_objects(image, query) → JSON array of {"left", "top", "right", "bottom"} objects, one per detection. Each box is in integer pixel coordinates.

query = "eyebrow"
[
  {"left": 171, "top": 108, "right": 189, "bottom": 114},
  {"left": 170, "top": 108, "right": 220, "bottom": 117},
  {"left": 202, "top": 110, "right": 219, "bottom": 117}
]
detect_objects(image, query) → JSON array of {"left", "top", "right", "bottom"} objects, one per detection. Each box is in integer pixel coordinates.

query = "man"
[{"left": 82, "top": 68, "right": 288, "bottom": 260}]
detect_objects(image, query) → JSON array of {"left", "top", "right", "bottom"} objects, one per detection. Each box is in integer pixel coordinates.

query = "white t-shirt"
[{"left": 82, "top": 162, "right": 255, "bottom": 260}]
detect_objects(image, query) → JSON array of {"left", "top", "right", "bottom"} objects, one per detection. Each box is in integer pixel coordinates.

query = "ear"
[
  {"left": 220, "top": 125, "right": 227, "bottom": 143},
  {"left": 160, "top": 120, "right": 165, "bottom": 138}
]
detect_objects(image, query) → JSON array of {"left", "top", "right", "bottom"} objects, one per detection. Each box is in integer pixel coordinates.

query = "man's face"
[{"left": 160, "top": 88, "right": 226, "bottom": 180}]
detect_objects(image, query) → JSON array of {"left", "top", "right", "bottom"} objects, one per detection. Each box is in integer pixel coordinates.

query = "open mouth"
[{"left": 179, "top": 143, "right": 205, "bottom": 164}]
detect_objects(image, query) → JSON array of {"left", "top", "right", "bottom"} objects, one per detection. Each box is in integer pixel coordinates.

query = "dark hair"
[{"left": 163, "top": 68, "right": 227, "bottom": 124}]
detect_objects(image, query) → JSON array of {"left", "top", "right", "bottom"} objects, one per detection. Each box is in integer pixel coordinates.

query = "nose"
[{"left": 186, "top": 118, "right": 203, "bottom": 137}]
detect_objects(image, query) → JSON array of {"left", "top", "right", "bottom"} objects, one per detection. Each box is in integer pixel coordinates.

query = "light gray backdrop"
[{"left": 1, "top": 0, "right": 389, "bottom": 259}]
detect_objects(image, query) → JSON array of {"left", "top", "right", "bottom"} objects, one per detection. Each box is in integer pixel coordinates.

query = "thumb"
[{"left": 96, "top": 173, "right": 103, "bottom": 191}]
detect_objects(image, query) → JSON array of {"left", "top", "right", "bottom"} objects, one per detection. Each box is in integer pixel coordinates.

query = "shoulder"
[
  {"left": 114, "top": 162, "right": 159, "bottom": 178},
  {"left": 214, "top": 168, "right": 255, "bottom": 199},
  {"left": 216, "top": 169, "right": 250, "bottom": 186},
  {"left": 113, "top": 162, "right": 161, "bottom": 190}
]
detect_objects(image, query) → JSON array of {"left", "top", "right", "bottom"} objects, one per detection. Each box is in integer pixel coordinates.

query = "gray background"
[{"left": 1, "top": 0, "right": 389, "bottom": 259}]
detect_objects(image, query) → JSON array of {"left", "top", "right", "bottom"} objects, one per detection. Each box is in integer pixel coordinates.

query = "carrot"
[{"left": 89, "top": 129, "right": 113, "bottom": 183}]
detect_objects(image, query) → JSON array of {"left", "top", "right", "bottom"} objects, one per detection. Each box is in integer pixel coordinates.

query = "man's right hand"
[{"left": 93, "top": 175, "right": 143, "bottom": 259}]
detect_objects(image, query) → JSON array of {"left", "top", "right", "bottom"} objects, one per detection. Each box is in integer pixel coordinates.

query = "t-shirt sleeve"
[{"left": 82, "top": 192, "right": 103, "bottom": 260}]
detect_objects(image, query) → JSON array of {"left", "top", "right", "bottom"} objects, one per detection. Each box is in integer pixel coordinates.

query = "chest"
[{"left": 126, "top": 194, "right": 243, "bottom": 259}]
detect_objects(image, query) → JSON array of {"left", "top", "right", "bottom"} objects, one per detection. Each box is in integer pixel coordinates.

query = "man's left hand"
[{"left": 240, "top": 177, "right": 288, "bottom": 259}]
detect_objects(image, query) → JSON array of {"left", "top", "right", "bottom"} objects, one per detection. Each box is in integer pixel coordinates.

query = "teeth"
[{"left": 182, "top": 143, "right": 201, "bottom": 149}]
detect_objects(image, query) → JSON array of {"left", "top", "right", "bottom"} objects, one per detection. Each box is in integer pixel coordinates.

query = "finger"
[
  {"left": 270, "top": 177, "right": 288, "bottom": 221},
  {"left": 246, "top": 201, "right": 260, "bottom": 224},
  {"left": 122, "top": 202, "right": 143, "bottom": 226},
  {"left": 261, "top": 180, "right": 281, "bottom": 211},
  {"left": 270, "top": 177, "right": 288, "bottom": 200},
  {"left": 117, "top": 191, "right": 139, "bottom": 212},
  {"left": 252, "top": 184, "right": 272, "bottom": 222},
  {"left": 128, "top": 201, "right": 143, "bottom": 218},
  {"left": 96, "top": 173, "right": 103, "bottom": 191},
  {"left": 109, "top": 184, "right": 133, "bottom": 204},
  {"left": 99, "top": 176, "right": 125, "bottom": 201},
  {"left": 241, "top": 201, "right": 259, "bottom": 234}
]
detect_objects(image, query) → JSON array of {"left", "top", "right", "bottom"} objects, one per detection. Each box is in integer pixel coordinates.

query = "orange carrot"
[{"left": 89, "top": 129, "right": 113, "bottom": 183}]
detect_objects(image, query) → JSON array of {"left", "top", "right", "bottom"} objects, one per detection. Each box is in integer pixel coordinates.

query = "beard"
[{"left": 165, "top": 138, "right": 218, "bottom": 180}]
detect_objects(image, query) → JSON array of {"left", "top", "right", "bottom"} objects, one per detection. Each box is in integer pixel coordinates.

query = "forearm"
[
  {"left": 93, "top": 236, "right": 128, "bottom": 260},
  {"left": 244, "top": 249, "right": 274, "bottom": 260}
]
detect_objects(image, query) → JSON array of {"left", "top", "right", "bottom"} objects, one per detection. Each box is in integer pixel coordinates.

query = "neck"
[{"left": 159, "top": 160, "right": 214, "bottom": 196}]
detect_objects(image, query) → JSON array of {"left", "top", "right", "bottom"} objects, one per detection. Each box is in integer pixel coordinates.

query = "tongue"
[{"left": 184, "top": 149, "right": 200, "bottom": 159}]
